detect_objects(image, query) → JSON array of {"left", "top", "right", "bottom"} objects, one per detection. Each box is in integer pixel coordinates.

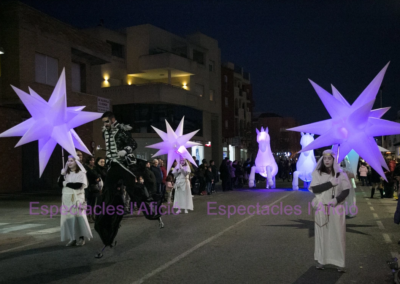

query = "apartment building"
[
  {"left": 87, "top": 24, "right": 222, "bottom": 164},
  {"left": 221, "top": 62, "right": 253, "bottom": 161}
]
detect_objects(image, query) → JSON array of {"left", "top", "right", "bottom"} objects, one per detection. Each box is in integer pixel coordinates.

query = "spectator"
[
  {"left": 159, "top": 159, "right": 167, "bottom": 202},
  {"left": 205, "top": 166, "right": 214, "bottom": 195},
  {"left": 150, "top": 159, "right": 163, "bottom": 195},
  {"left": 209, "top": 160, "right": 219, "bottom": 192},
  {"left": 359, "top": 163, "right": 369, "bottom": 186}
]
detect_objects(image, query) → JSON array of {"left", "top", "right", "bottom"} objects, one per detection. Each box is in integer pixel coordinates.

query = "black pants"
[
  {"left": 371, "top": 187, "right": 383, "bottom": 198},
  {"left": 95, "top": 161, "right": 158, "bottom": 247}
]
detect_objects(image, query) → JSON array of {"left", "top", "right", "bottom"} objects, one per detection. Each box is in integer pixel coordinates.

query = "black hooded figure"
[{"left": 94, "top": 112, "right": 164, "bottom": 258}]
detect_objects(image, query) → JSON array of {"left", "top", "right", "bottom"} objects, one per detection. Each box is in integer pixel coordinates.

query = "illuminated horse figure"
[
  {"left": 292, "top": 133, "right": 316, "bottom": 190},
  {"left": 249, "top": 127, "right": 278, "bottom": 188}
]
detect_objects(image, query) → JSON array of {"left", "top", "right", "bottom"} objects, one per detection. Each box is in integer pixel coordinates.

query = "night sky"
[{"left": 18, "top": 0, "right": 400, "bottom": 125}]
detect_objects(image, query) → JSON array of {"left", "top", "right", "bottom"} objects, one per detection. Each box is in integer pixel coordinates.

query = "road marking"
[
  {"left": 370, "top": 207, "right": 374, "bottom": 211},
  {"left": 27, "top": 227, "right": 60, "bottom": 235},
  {"left": 131, "top": 193, "right": 292, "bottom": 284},
  {"left": 0, "top": 224, "right": 44, "bottom": 234},
  {"left": 0, "top": 223, "right": 9, "bottom": 226},
  {"left": 383, "top": 234, "right": 392, "bottom": 243},
  {"left": 365, "top": 198, "right": 369, "bottom": 200},
  {"left": 373, "top": 213, "right": 379, "bottom": 219},
  {"left": 376, "top": 221, "right": 385, "bottom": 230},
  {"left": 367, "top": 202, "right": 371, "bottom": 205},
  {"left": 0, "top": 241, "right": 43, "bottom": 254}
]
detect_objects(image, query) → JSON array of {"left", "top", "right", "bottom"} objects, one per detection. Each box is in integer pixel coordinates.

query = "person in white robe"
[
  {"left": 309, "top": 150, "right": 351, "bottom": 272},
  {"left": 172, "top": 158, "right": 193, "bottom": 214},
  {"left": 59, "top": 155, "right": 93, "bottom": 246}
]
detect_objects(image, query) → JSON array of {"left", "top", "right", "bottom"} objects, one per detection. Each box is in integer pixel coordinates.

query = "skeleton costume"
[
  {"left": 309, "top": 150, "right": 351, "bottom": 270},
  {"left": 58, "top": 156, "right": 93, "bottom": 244},
  {"left": 95, "top": 120, "right": 163, "bottom": 256}
]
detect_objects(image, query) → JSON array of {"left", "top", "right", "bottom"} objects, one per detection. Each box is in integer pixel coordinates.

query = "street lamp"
[{"left": 0, "top": 47, "right": 4, "bottom": 54}]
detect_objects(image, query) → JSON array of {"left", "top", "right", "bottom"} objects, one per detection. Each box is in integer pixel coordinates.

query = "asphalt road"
[{"left": 0, "top": 181, "right": 398, "bottom": 284}]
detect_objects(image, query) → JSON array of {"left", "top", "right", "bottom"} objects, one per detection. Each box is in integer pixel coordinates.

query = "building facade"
[
  {"left": 252, "top": 113, "right": 301, "bottom": 158},
  {"left": 221, "top": 62, "right": 253, "bottom": 161},
  {"left": 87, "top": 24, "right": 223, "bottom": 165},
  {"left": 383, "top": 110, "right": 400, "bottom": 160}
]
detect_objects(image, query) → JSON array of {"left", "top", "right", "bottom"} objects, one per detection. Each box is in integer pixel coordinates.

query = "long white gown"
[
  {"left": 172, "top": 164, "right": 193, "bottom": 211},
  {"left": 60, "top": 171, "right": 93, "bottom": 241},
  {"left": 310, "top": 171, "right": 351, "bottom": 268}
]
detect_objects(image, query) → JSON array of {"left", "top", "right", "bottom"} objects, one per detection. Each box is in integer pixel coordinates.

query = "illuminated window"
[
  {"left": 209, "top": 89, "right": 214, "bottom": 101},
  {"left": 35, "top": 53, "right": 58, "bottom": 86}
]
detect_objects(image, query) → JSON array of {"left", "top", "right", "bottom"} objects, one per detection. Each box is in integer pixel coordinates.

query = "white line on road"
[
  {"left": 383, "top": 234, "right": 392, "bottom": 243},
  {"left": 0, "top": 223, "right": 9, "bottom": 226},
  {"left": 0, "top": 224, "right": 44, "bottom": 234},
  {"left": 367, "top": 202, "right": 371, "bottom": 205},
  {"left": 365, "top": 198, "right": 369, "bottom": 200},
  {"left": 131, "top": 193, "right": 292, "bottom": 284},
  {"left": 370, "top": 207, "right": 375, "bottom": 211},
  {"left": 376, "top": 221, "right": 385, "bottom": 230},
  {"left": 0, "top": 241, "right": 43, "bottom": 254},
  {"left": 373, "top": 213, "right": 379, "bottom": 219},
  {"left": 27, "top": 227, "right": 60, "bottom": 235}
]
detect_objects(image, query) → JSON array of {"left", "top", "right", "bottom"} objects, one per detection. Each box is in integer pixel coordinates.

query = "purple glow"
[
  {"left": 249, "top": 127, "right": 278, "bottom": 188},
  {"left": 0, "top": 69, "right": 102, "bottom": 176},
  {"left": 146, "top": 116, "right": 202, "bottom": 173},
  {"left": 288, "top": 63, "right": 400, "bottom": 180},
  {"left": 292, "top": 133, "right": 316, "bottom": 190}
]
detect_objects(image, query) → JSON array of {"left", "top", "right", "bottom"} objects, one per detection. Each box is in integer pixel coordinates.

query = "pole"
[
  {"left": 62, "top": 148, "right": 65, "bottom": 167},
  {"left": 380, "top": 88, "right": 384, "bottom": 147}
]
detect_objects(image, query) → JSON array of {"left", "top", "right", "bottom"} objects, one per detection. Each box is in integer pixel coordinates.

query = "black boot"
[
  {"left": 379, "top": 188, "right": 384, "bottom": 198},
  {"left": 371, "top": 187, "right": 375, "bottom": 198}
]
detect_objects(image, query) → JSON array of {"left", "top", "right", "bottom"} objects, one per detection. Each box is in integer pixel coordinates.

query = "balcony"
[
  {"left": 101, "top": 83, "right": 205, "bottom": 110},
  {"left": 137, "top": 52, "right": 195, "bottom": 78}
]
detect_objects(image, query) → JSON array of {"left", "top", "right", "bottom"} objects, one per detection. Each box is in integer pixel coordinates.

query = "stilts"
[{"left": 95, "top": 241, "right": 117, "bottom": 259}]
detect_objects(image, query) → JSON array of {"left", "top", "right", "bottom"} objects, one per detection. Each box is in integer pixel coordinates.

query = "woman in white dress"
[
  {"left": 309, "top": 150, "right": 351, "bottom": 272},
  {"left": 59, "top": 155, "right": 93, "bottom": 246},
  {"left": 172, "top": 158, "right": 193, "bottom": 214}
]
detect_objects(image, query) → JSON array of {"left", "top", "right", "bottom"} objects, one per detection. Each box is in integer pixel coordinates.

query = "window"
[
  {"left": 35, "top": 53, "right": 58, "bottom": 86},
  {"left": 225, "top": 120, "right": 228, "bottom": 129},
  {"left": 195, "top": 84, "right": 204, "bottom": 97},
  {"left": 193, "top": 49, "right": 204, "bottom": 65},
  {"left": 209, "top": 60, "right": 215, "bottom": 72},
  {"left": 107, "top": 40, "right": 125, "bottom": 59},
  {"left": 225, "top": 97, "right": 228, "bottom": 107},
  {"left": 209, "top": 89, "right": 214, "bottom": 101},
  {"left": 71, "top": 62, "right": 86, "bottom": 93}
]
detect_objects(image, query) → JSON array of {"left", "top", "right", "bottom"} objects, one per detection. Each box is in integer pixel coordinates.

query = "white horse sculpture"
[
  {"left": 249, "top": 127, "right": 278, "bottom": 188},
  {"left": 292, "top": 133, "right": 316, "bottom": 190}
]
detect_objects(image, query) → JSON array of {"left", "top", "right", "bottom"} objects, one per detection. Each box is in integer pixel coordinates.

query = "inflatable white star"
[
  {"left": 288, "top": 62, "right": 400, "bottom": 179},
  {"left": 146, "top": 117, "right": 202, "bottom": 173},
  {"left": 0, "top": 68, "right": 102, "bottom": 176}
]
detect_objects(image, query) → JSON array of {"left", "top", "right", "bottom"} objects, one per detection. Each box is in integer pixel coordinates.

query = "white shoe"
[
  {"left": 176, "top": 210, "right": 181, "bottom": 214},
  {"left": 76, "top": 238, "right": 85, "bottom": 246},
  {"left": 66, "top": 240, "right": 76, "bottom": 247},
  {"left": 184, "top": 210, "right": 188, "bottom": 214}
]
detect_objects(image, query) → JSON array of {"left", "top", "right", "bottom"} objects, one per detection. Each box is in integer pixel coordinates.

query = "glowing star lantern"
[
  {"left": 292, "top": 133, "right": 316, "bottom": 190},
  {"left": 288, "top": 62, "right": 400, "bottom": 179},
  {"left": 0, "top": 68, "right": 102, "bottom": 176},
  {"left": 146, "top": 117, "right": 202, "bottom": 173}
]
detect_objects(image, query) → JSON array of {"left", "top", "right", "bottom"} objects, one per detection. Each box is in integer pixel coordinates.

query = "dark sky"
[{"left": 18, "top": 0, "right": 400, "bottom": 124}]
